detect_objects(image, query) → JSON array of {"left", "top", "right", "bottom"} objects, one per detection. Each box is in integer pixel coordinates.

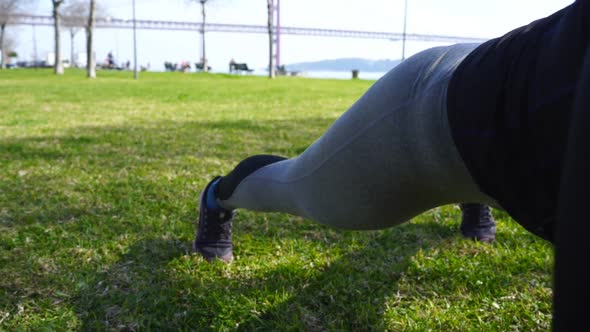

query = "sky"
[{"left": 6, "top": 0, "right": 575, "bottom": 73}]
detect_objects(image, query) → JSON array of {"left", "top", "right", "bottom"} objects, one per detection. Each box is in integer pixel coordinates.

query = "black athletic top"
[{"left": 447, "top": 0, "right": 589, "bottom": 242}]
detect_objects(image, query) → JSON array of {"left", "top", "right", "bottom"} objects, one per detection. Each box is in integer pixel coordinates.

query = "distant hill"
[{"left": 285, "top": 58, "right": 401, "bottom": 72}]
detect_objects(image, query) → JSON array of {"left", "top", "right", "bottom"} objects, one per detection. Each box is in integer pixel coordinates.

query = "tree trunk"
[
  {"left": 0, "top": 24, "right": 5, "bottom": 69},
  {"left": 86, "top": 0, "right": 96, "bottom": 78},
  {"left": 267, "top": 0, "right": 275, "bottom": 79},
  {"left": 70, "top": 29, "right": 75, "bottom": 68},
  {"left": 132, "top": 0, "right": 138, "bottom": 79},
  {"left": 200, "top": 1, "right": 208, "bottom": 72},
  {"left": 52, "top": 2, "right": 64, "bottom": 75}
]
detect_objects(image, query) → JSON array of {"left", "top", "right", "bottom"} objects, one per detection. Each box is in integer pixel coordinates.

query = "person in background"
[
  {"left": 192, "top": 3, "right": 589, "bottom": 331},
  {"left": 192, "top": 2, "right": 588, "bottom": 329},
  {"left": 194, "top": 1, "right": 587, "bottom": 262}
]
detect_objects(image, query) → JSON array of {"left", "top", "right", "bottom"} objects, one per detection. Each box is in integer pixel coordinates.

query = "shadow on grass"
[
  {"left": 73, "top": 237, "right": 190, "bottom": 331},
  {"left": 234, "top": 221, "right": 453, "bottom": 331},
  {"left": 1, "top": 118, "right": 505, "bottom": 329},
  {"left": 71, "top": 221, "right": 461, "bottom": 330}
]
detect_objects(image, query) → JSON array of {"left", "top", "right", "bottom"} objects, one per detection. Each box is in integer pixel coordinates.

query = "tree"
[
  {"left": 266, "top": 0, "right": 274, "bottom": 78},
  {"left": 61, "top": 0, "right": 87, "bottom": 67},
  {"left": 86, "top": 0, "right": 95, "bottom": 78},
  {"left": 61, "top": 0, "right": 105, "bottom": 72},
  {"left": 0, "top": 0, "right": 30, "bottom": 69},
  {"left": 51, "top": 0, "right": 65, "bottom": 75},
  {"left": 2, "top": 33, "right": 17, "bottom": 66}
]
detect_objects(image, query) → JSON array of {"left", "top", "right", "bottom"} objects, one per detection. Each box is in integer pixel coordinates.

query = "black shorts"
[{"left": 447, "top": 0, "right": 590, "bottom": 242}]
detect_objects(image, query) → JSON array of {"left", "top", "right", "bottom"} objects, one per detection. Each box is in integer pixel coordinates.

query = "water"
[
  {"left": 152, "top": 66, "right": 388, "bottom": 81},
  {"left": 296, "top": 70, "right": 387, "bottom": 80},
  {"left": 242, "top": 69, "right": 387, "bottom": 81}
]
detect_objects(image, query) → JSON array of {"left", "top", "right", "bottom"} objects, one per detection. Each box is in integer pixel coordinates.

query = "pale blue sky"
[{"left": 10, "top": 0, "right": 574, "bottom": 72}]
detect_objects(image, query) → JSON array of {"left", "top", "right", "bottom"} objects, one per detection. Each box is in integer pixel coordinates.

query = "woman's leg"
[
  {"left": 195, "top": 44, "right": 499, "bottom": 261},
  {"left": 215, "top": 44, "right": 495, "bottom": 230}
]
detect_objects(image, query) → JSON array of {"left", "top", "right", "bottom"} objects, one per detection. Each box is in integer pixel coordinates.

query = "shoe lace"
[
  {"left": 460, "top": 204, "right": 494, "bottom": 227},
  {"left": 204, "top": 209, "right": 233, "bottom": 240}
]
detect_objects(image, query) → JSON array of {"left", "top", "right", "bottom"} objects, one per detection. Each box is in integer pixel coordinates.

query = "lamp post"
[
  {"left": 32, "top": 24, "right": 38, "bottom": 68},
  {"left": 275, "top": 0, "right": 280, "bottom": 69},
  {"left": 200, "top": 0, "right": 208, "bottom": 72},
  {"left": 401, "top": 0, "right": 408, "bottom": 61},
  {"left": 132, "top": 0, "right": 138, "bottom": 79}
]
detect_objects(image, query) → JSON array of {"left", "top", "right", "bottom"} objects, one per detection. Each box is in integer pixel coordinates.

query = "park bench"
[
  {"left": 195, "top": 62, "right": 212, "bottom": 71},
  {"left": 164, "top": 62, "right": 178, "bottom": 71},
  {"left": 229, "top": 62, "right": 254, "bottom": 74},
  {"left": 276, "top": 65, "right": 302, "bottom": 77}
]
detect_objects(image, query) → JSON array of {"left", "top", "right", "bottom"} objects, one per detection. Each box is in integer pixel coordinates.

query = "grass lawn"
[{"left": 0, "top": 69, "right": 553, "bottom": 331}]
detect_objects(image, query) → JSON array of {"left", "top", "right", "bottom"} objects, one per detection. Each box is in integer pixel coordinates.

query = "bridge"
[
  {"left": 9, "top": 14, "right": 490, "bottom": 68},
  {"left": 9, "top": 14, "right": 489, "bottom": 44}
]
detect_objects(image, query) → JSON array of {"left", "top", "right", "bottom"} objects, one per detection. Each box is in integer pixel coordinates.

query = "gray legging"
[{"left": 219, "top": 44, "right": 497, "bottom": 230}]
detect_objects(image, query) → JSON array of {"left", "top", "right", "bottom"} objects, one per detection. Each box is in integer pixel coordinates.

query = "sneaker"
[
  {"left": 459, "top": 203, "right": 496, "bottom": 242},
  {"left": 193, "top": 177, "right": 234, "bottom": 262}
]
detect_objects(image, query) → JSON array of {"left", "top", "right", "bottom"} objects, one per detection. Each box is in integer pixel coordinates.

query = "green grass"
[{"left": 0, "top": 69, "right": 553, "bottom": 331}]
